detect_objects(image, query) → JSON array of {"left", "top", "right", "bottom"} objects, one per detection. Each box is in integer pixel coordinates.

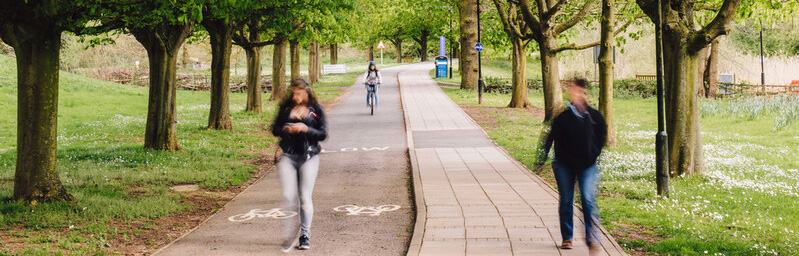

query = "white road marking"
[
  {"left": 321, "top": 147, "right": 390, "bottom": 153},
  {"left": 228, "top": 208, "right": 298, "bottom": 222},
  {"left": 361, "top": 147, "right": 389, "bottom": 151},
  {"left": 333, "top": 205, "right": 401, "bottom": 216}
]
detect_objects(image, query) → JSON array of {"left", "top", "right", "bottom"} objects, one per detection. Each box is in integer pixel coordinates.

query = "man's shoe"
[
  {"left": 561, "top": 239, "right": 573, "bottom": 249},
  {"left": 587, "top": 240, "right": 601, "bottom": 254},
  {"left": 298, "top": 235, "right": 310, "bottom": 250}
]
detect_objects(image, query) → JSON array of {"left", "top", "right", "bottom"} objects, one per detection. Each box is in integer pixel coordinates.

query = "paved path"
[
  {"left": 399, "top": 63, "right": 627, "bottom": 256},
  {"left": 154, "top": 66, "right": 413, "bottom": 255}
]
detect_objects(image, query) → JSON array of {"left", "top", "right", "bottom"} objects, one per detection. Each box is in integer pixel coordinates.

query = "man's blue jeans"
[{"left": 553, "top": 162, "right": 600, "bottom": 243}]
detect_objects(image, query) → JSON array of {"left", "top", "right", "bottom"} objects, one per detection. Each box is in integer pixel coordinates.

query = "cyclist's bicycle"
[{"left": 365, "top": 83, "right": 378, "bottom": 115}]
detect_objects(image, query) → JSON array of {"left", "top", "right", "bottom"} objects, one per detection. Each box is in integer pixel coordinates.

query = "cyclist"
[
  {"left": 363, "top": 61, "right": 382, "bottom": 107},
  {"left": 271, "top": 78, "right": 327, "bottom": 252}
]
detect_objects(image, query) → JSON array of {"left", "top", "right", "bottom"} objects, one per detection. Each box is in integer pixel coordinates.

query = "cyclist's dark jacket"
[{"left": 271, "top": 102, "right": 327, "bottom": 158}]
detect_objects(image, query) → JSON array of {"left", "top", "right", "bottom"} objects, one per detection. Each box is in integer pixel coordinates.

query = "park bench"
[
  {"left": 322, "top": 64, "right": 347, "bottom": 76},
  {"left": 403, "top": 57, "right": 414, "bottom": 63},
  {"left": 635, "top": 74, "right": 656, "bottom": 81}
]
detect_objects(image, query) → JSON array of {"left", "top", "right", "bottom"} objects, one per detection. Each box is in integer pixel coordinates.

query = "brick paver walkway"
[{"left": 399, "top": 63, "right": 627, "bottom": 256}]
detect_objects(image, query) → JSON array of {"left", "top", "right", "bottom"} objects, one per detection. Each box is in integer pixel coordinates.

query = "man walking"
[{"left": 538, "top": 78, "right": 607, "bottom": 252}]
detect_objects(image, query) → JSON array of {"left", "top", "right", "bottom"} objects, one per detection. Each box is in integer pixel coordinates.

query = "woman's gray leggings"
[{"left": 279, "top": 154, "right": 320, "bottom": 238}]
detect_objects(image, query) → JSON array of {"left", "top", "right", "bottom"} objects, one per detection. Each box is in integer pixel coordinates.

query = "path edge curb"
[{"left": 397, "top": 69, "right": 426, "bottom": 256}]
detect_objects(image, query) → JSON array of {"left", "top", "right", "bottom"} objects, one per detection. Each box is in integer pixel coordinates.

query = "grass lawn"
[
  {"left": 434, "top": 59, "right": 799, "bottom": 255},
  {"left": 0, "top": 54, "right": 359, "bottom": 255}
]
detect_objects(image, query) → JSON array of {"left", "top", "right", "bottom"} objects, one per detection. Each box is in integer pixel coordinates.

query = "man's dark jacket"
[{"left": 541, "top": 104, "right": 607, "bottom": 170}]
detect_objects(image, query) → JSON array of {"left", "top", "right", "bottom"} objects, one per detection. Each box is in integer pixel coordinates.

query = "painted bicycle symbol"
[
  {"left": 333, "top": 204, "right": 401, "bottom": 216},
  {"left": 228, "top": 208, "right": 298, "bottom": 222}
]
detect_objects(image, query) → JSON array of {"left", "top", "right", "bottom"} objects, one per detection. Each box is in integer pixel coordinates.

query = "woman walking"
[{"left": 271, "top": 78, "right": 327, "bottom": 252}]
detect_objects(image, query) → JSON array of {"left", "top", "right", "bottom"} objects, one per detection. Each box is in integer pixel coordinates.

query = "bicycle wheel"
[{"left": 370, "top": 92, "right": 375, "bottom": 115}]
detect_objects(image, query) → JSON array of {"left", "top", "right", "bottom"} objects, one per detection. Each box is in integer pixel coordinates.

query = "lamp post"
[
  {"left": 477, "top": 0, "right": 483, "bottom": 104},
  {"left": 760, "top": 20, "right": 765, "bottom": 93},
  {"left": 450, "top": 8, "right": 454, "bottom": 79},
  {"left": 655, "top": 0, "right": 669, "bottom": 197}
]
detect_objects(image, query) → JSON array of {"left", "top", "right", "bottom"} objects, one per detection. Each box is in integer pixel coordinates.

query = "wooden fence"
[{"left": 635, "top": 74, "right": 799, "bottom": 96}]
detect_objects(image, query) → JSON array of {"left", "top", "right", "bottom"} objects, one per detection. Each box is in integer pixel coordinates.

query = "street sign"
[
  {"left": 439, "top": 36, "right": 446, "bottom": 56},
  {"left": 475, "top": 43, "right": 484, "bottom": 52},
  {"left": 592, "top": 45, "right": 616, "bottom": 64},
  {"left": 377, "top": 41, "right": 386, "bottom": 49}
]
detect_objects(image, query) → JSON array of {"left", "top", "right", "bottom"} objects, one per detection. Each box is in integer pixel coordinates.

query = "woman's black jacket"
[{"left": 271, "top": 102, "right": 327, "bottom": 158}]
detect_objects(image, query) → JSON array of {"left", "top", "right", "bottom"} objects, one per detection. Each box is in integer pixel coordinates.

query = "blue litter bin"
[{"left": 435, "top": 56, "right": 448, "bottom": 78}]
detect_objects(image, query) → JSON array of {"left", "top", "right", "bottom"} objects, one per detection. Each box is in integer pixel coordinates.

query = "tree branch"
[
  {"left": 518, "top": 0, "right": 543, "bottom": 39},
  {"left": 544, "top": 0, "right": 569, "bottom": 20},
  {"left": 233, "top": 34, "right": 278, "bottom": 48},
  {"left": 689, "top": 0, "right": 742, "bottom": 52},
  {"left": 73, "top": 19, "right": 125, "bottom": 36},
  {"left": 694, "top": 4, "right": 720, "bottom": 12},
  {"left": 553, "top": 41, "right": 598, "bottom": 53},
  {"left": 635, "top": 0, "right": 657, "bottom": 22},
  {"left": 554, "top": 0, "right": 597, "bottom": 34},
  {"left": 494, "top": 0, "right": 526, "bottom": 39},
  {"left": 552, "top": 16, "right": 637, "bottom": 53}
]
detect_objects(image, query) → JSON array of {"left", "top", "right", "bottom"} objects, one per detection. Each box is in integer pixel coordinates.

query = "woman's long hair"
[{"left": 278, "top": 77, "right": 319, "bottom": 110}]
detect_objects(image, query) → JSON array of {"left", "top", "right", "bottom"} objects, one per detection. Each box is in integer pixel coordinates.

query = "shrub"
[
  {"left": 483, "top": 76, "right": 511, "bottom": 94},
  {"left": 483, "top": 76, "right": 544, "bottom": 94},
  {"left": 614, "top": 79, "right": 657, "bottom": 98}
]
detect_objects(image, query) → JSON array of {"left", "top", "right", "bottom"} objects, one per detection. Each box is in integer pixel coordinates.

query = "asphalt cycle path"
[{"left": 154, "top": 65, "right": 413, "bottom": 255}]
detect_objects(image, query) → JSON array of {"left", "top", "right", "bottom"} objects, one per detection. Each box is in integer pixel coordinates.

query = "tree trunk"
[
  {"left": 368, "top": 45, "right": 374, "bottom": 61},
  {"left": 330, "top": 43, "right": 338, "bottom": 64},
  {"left": 205, "top": 22, "right": 234, "bottom": 130},
  {"left": 420, "top": 30, "right": 429, "bottom": 61},
  {"left": 244, "top": 22, "right": 264, "bottom": 113},
  {"left": 663, "top": 33, "right": 705, "bottom": 177},
  {"left": 508, "top": 36, "right": 530, "bottom": 108},
  {"left": 635, "top": 0, "right": 740, "bottom": 176},
  {"left": 395, "top": 37, "right": 403, "bottom": 62},
  {"left": 539, "top": 37, "right": 563, "bottom": 121},
  {"left": 697, "top": 47, "right": 709, "bottom": 97},
  {"left": 458, "top": 0, "right": 479, "bottom": 90},
  {"left": 271, "top": 37, "right": 288, "bottom": 101},
  {"left": 290, "top": 40, "right": 300, "bottom": 80},
  {"left": 309, "top": 41, "right": 319, "bottom": 84},
  {"left": 130, "top": 24, "right": 192, "bottom": 151},
  {"left": 598, "top": 0, "right": 616, "bottom": 147},
  {"left": 704, "top": 38, "right": 720, "bottom": 98},
  {"left": 180, "top": 45, "right": 189, "bottom": 69},
  {"left": 1, "top": 25, "right": 74, "bottom": 203},
  {"left": 244, "top": 47, "right": 262, "bottom": 112},
  {"left": 315, "top": 43, "right": 321, "bottom": 80}
]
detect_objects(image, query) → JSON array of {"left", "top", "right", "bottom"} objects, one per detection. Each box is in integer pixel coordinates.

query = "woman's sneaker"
[
  {"left": 298, "top": 235, "right": 310, "bottom": 250},
  {"left": 280, "top": 238, "right": 297, "bottom": 253}
]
